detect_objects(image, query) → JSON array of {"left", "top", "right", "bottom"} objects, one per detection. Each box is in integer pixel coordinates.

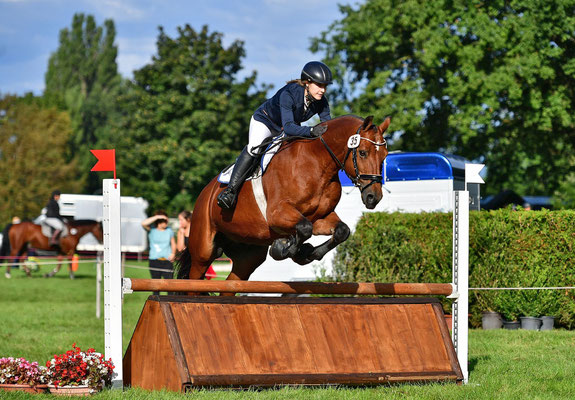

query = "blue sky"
[{"left": 0, "top": 0, "right": 346, "bottom": 96}]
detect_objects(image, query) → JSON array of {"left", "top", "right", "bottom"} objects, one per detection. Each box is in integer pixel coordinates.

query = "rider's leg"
[
  {"left": 217, "top": 117, "right": 272, "bottom": 209},
  {"left": 217, "top": 147, "right": 258, "bottom": 209},
  {"left": 50, "top": 229, "right": 62, "bottom": 246}
]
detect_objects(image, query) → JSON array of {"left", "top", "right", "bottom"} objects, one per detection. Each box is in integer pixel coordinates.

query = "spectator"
[
  {"left": 176, "top": 210, "right": 217, "bottom": 279},
  {"left": 141, "top": 211, "right": 176, "bottom": 295},
  {"left": 176, "top": 210, "right": 192, "bottom": 252}
]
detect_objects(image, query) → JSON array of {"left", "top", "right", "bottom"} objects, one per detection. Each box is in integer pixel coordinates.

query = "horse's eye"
[{"left": 359, "top": 150, "right": 367, "bottom": 158}]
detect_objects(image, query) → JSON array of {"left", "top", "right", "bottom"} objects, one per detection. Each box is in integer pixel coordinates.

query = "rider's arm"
[{"left": 279, "top": 90, "right": 313, "bottom": 137}]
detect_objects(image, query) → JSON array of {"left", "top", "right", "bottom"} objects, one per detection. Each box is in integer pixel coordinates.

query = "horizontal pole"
[{"left": 126, "top": 279, "right": 454, "bottom": 296}]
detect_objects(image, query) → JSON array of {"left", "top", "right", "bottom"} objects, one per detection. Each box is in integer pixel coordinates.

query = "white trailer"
[
  {"left": 249, "top": 152, "right": 482, "bottom": 282},
  {"left": 56, "top": 194, "right": 149, "bottom": 253}
]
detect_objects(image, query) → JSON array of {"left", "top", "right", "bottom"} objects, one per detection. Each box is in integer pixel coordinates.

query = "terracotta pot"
[
  {"left": 0, "top": 383, "right": 38, "bottom": 393},
  {"left": 48, "top": 384, "right": 93, "bottom": 396}
]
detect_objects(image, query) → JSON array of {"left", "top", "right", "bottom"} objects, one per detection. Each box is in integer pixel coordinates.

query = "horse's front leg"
[
  {"left": 268, "top": 205, "right": 313, "bottom": 261},
  {"left": 292, "top": 212, "right": 350, "bottom": 265}
]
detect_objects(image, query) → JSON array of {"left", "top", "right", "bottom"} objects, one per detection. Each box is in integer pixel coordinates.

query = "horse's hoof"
[
  {"left": 4, "top": 272, "right": 11, "bottom": 279},
  {"left": 292, "top": 243, "right": 315, "bottom": 265},
  {"left": 269, "top": 238, "right": 292, "bottom": 260},
  {"left": 69, "top": 273, "right": 75, "bottom": 280}
]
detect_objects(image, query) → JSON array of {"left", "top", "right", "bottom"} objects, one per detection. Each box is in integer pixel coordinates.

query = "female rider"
[{"left": 217, "top": 61, "right": 333, "bottom": 209}]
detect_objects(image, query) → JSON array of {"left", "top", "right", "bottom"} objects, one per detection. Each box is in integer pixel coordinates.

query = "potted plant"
[
  {"left": 45, "top": 343, "right": 114, "bottom": 395},
  {"left": 0, "top": 356, "right": 48, "bottom": 393}
]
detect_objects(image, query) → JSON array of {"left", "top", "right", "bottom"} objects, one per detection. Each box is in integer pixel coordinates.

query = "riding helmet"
[
  {"left": 51, "top": 190, "right": 61, "bottom": 198},
  {"left": 301, "top": 61, "right": 333, "bottom": 85}
]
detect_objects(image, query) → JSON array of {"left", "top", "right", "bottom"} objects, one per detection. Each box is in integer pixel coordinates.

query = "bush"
[{"left": 333, "top": 209, "right": 575, "bottom": 328}]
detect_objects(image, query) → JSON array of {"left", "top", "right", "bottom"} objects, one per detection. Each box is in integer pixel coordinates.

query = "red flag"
[
  {"left": 90, "top": 149, "right": 116, "bottom": 179},
  {"left": 205, "top": 265, "right": 217, "bottom": 280}
]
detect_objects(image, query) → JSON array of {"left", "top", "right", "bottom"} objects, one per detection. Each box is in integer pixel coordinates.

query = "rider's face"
[{"left": 307, "top": 82, "right": 327, "bottom": 101}]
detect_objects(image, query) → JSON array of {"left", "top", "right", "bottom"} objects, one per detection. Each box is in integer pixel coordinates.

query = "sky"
[{"left": 0, "top": 0, "right": 348, "bottom": 96}]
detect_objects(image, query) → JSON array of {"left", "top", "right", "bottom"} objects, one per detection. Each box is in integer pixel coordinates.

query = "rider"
[
  {"left": 217, "top": 61, "right": 333, "bottom": 209},
  {"left": 45, "top": 190, "right": 64, "bottom": 246}
]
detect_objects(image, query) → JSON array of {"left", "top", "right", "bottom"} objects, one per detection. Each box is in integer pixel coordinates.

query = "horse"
[
  {"left": 176, "top": 115, "right": 390, "bottom": 290},
  {"left": 0, "top": 219, "right": 103, "bottom": 279}
]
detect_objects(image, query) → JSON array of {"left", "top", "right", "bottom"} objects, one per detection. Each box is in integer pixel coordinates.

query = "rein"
[{"left": 319, "top": 125, "right": 387, "bottom": 192}]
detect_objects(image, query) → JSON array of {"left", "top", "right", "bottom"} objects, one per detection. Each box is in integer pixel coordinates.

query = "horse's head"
[{"left": 341, "top": 115, "right": 390, "bottom": 209}]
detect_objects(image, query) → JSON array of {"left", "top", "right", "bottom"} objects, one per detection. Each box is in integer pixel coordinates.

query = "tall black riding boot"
[{"left": 217, "top": 147, "right": 258, "bottom": 209}]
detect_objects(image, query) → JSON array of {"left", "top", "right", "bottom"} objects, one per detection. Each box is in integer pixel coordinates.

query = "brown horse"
[
  {"left": 177, "top": 115, "right": 390, "bottom": 286},
  {"left": 1, "top": 220, "right": 103, "bottom": 279}
]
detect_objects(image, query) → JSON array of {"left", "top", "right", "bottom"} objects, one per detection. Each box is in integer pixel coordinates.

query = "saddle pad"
[{"left": 217, "top": 134, "right": 284, "bottom": 184}]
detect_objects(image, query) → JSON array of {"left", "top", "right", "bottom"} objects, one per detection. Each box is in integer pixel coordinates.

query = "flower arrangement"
[
  {"left": 45, "top": 344, "right": 114, "bottom": 391},
  {"left": 0, "top": 356, "right": 47, "bottom": 386}
]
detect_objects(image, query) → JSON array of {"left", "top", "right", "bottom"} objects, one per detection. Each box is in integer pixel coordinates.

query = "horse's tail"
[
  {"left": 0, "top": 224, "right": 12, "bottom": 258},
  {"left": 173, "top": 247, "right": 191, "bottom": 279}
]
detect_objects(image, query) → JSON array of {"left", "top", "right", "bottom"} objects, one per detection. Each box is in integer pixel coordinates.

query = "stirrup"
[{"left": 217, "top": 188, "right": 237, "bottom": 209}]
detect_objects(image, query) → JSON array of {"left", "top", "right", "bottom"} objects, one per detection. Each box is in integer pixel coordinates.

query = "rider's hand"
[{"left": 310, "top": 124, "right": 328, "bottom": 137}]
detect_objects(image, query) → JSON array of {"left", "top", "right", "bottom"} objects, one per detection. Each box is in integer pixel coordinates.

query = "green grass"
[{"left": 1, "top": 260, "right": 575, "bottom": 399}]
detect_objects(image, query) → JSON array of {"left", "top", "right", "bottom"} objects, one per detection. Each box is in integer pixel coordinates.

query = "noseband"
[{"left": 319, "top": 125, "right": 387, "bottom": 193}]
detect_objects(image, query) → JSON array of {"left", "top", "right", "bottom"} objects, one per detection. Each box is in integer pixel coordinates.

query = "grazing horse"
[
  {"left": 177, "top": 115, "right": 390, "bottom": 287},
  {"left": 0, "top": 220, "right": 103, "bottom": 279}
]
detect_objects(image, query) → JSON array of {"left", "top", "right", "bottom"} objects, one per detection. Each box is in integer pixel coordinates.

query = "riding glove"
[{"left": 310, "top": 124, "right": 328, "bottom": 137}]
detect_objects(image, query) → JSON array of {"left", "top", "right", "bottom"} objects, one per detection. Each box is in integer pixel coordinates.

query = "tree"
[
  {"left": 0, "top": 96, "right": 81, "bottom": 224},
  {"left": 311, "top": 0, "right": 575, "bottom": 196},
  {"left": 111, "top": 25, "right": 269, "bottom": 213},
  {"left": 44, "top": 13, "right": 123, "bottom": 193}
]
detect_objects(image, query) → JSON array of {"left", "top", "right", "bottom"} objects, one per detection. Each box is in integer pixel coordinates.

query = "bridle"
[{"left": 319, "top": 124, "right": 387, "bottom": 192}]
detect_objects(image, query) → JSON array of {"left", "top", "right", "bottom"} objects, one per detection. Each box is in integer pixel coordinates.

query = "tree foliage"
[
  {"left": 0, "top": 96, "right": 81, "bottom": 224},
  {"left": 111, "top": 25, "right": 269, "bottom": 213},
  {"left": 44, "top": 13, "right": 123, "bottom": 193},
  {"left": 312, "top": 0, "right": 575, "bottom": 196}
]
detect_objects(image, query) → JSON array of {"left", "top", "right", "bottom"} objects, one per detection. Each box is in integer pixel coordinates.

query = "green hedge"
[{"left": 333, "top": 209, "right": 575, "bottom": 328}]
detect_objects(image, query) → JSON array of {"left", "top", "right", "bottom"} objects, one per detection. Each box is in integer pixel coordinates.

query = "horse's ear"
[
  {"left": 362, "top": 115, "right": 374, "bottom": 130},
  {"left": 378, "top": 117, "right": 391, "bottom": 133}
]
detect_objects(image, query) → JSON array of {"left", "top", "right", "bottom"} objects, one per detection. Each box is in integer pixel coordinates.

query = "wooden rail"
[{"left": 126, "top": 279, "right": 454, "bottom": 296}]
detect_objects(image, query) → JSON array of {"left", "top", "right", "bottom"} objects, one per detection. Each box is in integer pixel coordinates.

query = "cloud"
[
  {"left": 82, "top": 0, "right": 147, "bottom": 21},
  {"left": 116, "top": 36, "right": 156, "bottom": 77}
]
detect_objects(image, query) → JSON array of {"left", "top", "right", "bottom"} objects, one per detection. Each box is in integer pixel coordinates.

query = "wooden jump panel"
[
  {"left": 127, "top": 279, "right": 454, "bottom": 296},
  {"left": 124, "top": 296, "right": 463, "bottom": 391}
]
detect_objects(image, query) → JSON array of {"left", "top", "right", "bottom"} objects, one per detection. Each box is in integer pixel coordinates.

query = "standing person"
[
  {"left": 176, "top": 210, "right": 192, "bottom": 252},
  {"left": 217, "top": 61, "right": 333, "bottom": 210},
  {"left": 141, "top": 211, "right": 176, "bottom": 295},
  {"left": 176, "top": 210, "right": 216, "bottom": 279},
  {"left": 45, "top": 190, "right": 65, "bottom": 246}
]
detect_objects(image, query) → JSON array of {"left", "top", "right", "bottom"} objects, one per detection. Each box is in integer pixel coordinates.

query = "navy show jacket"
[{"left": 253, "top": 82, "right": 331, "bottom": 137}]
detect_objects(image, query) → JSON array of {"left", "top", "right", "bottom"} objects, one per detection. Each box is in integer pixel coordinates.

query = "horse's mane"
[{"left": 68, "top": 219, "right": 99, "bottom": 227}]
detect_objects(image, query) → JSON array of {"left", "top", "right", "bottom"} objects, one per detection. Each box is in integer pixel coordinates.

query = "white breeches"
[
  {"left": 44, "top": 218, "right": 64, "bottom": 231},
  {"left": 247, "top": 117, "right": 277, "bottom": 156}
]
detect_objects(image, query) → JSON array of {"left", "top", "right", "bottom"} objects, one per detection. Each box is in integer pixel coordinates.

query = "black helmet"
[
  {"left": 51, "top": 190, "right": 61, "bottom": 198},
  {"left": 301, "top": 61, "right": 333, "bottom": 85}
]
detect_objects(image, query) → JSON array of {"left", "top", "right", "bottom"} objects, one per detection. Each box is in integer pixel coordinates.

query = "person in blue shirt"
[
  {"left": 217, "top": 61, "right": 333, "bottom": 209},
  {"left": 142, "top": 211, "right": 176, "bottom": 294}
]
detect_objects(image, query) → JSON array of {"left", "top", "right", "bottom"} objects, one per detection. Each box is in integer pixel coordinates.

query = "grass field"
[{"left": 1, "top": 259, "right": 575, "bottom": 399}]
